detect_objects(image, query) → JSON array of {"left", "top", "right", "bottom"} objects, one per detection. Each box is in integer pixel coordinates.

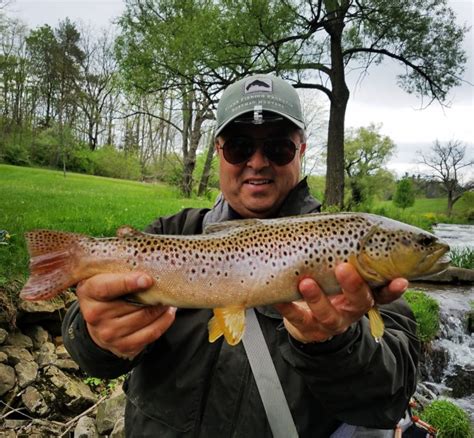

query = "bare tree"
[{"left": 418, "top": 140, "right": 473, "bottom": 216}]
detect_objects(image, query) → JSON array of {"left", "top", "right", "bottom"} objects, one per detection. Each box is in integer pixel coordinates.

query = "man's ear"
[{"left": 299, "top": 143, "right": 307, "bottom": 156}]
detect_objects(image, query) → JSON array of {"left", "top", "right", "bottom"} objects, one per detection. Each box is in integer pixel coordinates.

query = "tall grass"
[{"left": 0, "top": 164, "right": 214, "bottom": 284}]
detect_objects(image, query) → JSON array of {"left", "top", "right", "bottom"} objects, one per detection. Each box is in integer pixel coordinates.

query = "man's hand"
[
  {"left": 76, "top": 272, "right": 176, "bottom": 359},
  {"left": 275, "top": 263, "right": 408, "bottom": 343}
]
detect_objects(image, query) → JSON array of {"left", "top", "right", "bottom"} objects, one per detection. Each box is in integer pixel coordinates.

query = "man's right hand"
[{"left": 76, "top": 272, "right": 176, "bottom": 359}]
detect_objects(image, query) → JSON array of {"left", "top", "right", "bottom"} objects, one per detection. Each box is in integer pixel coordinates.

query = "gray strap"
[{"left": 242, "top": 309, "right": 299, "bottom": 438}]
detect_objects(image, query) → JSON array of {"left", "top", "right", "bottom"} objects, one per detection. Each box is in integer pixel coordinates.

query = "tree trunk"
[
  {"left": 198, "top": 132, "right": 215, "bottom": 196},
  {"left": 323, "top": 5, "right": 350, "bottom": 209},
  {"left": 181, "top": 93, "right": 193, "bottom": 197}
]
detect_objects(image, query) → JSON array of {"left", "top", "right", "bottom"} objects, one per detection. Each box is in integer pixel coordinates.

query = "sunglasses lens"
[
  {"left": 222, "top": 138, "right": 256, "bottom": 164},
  {"left": 265, "top": 139, "right": 297, "bottom": 166},
  {"left": 221, "top": 137, "right": 297, "bottom": 165}
]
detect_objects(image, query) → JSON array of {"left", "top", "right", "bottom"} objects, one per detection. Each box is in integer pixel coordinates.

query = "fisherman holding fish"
[{"left": 25, "top": 75, "right": 438, "bottom": 436}]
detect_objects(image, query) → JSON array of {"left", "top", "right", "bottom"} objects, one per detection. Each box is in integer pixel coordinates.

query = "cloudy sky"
[{"left": 6, "top": 0, "right": 474, "bottom": 179}]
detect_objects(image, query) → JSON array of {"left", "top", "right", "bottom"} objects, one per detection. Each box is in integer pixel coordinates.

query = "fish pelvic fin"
[
  {"left": 208, "top": 306, "right": 246, "bottom": 346},
  {"left": 368, "top": 307, "right": 385, "bottom": 341},
  {"left": 20, "top": 230, "right": 82, "bottom": 301}
]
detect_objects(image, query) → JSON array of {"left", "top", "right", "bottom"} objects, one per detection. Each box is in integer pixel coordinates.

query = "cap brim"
[{"left": 215, "top": 110, "right": 305, "bottom": 137}]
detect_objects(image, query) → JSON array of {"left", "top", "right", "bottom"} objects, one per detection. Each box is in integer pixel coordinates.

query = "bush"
[
  {"left": 421, "top": 400, "right": 473, "bottom": 438},
  {"left": 404, "top": 290, "right": 440, "bottom": 342},
  {"left": 90, "top": 145, "right": 142, "bottom": 180},
  {"left": 0, "top": 142, "right": 30, "bottom": 166}
]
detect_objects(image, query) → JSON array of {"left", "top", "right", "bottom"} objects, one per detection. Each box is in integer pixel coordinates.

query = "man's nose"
[{"left": 246, "top": 146, "right": 269, "bottom": 168}]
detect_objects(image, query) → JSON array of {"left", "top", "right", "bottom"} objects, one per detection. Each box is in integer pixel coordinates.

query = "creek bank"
[{"left": 0, "top": 295, "right": 126, "bottom": 437}]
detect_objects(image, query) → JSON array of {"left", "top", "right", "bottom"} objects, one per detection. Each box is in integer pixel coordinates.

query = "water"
[
  {"left": 433, "top": 223, "right": 474, "bottom": 250},
  {"left": 417, "top": 223, "right": 474, "bottom": 424}
]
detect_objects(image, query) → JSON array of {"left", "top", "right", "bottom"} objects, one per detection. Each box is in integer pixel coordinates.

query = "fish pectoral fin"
[
  {"left": 208, "top": 306, "right": 246, "bottom": 346},
  {"left": 116, "top": 226, "right": 147, "bottom": 238},
  {"left": 367, "top": 307, "right": 385, "bottom": 341}
]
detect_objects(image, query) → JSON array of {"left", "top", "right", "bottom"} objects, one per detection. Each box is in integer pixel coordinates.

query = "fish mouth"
[{"left": 416, "top": 243, "right": 451, "bottom": 277}]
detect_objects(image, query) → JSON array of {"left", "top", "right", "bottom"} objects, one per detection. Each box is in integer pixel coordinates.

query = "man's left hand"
[{"left": 275, "top": 263, "right": 408, "bottom": 344}]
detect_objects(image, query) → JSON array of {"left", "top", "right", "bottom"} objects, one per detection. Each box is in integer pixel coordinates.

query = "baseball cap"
[{"left": 215, "top": 74, "right": 305, "bottom": 136}]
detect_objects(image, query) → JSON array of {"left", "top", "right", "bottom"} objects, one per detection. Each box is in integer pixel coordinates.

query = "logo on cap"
[{"left": 244, "top": 78, "right": 272, "bottom": 94}]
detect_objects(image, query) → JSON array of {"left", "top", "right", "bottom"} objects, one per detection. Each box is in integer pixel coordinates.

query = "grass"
[
  {"left": 420, "top": 400, "right": 473, "bottom": 438},
  {"left": 0, "top": 164, "right": 214, "bottom": 286},
  {"left": 404, "top": 290, "right": 440, "bottom": 342},
  {"left": 449, "top": 247, "right": 474, "bottom": 270}
]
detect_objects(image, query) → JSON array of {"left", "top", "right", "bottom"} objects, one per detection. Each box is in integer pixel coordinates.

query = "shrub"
[
  {"left": 393, "top": 178, "right": 415, "bottom": 210},
  {"left": 91, "top": 145, "right": 142, "bottom": 180},
  {"left": 0, "top": 142, "right": 30, "bottom": 166},
  {"left": 404, "top": 290, "right": 440, "bottom": 342},
  {"left": 421, "top": 400, "right": 473, "bottom": 438}
]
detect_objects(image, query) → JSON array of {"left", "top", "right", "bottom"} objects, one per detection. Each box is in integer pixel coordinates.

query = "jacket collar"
[{"left": 202, "top": 177, "right": 321, "bottom": 228}]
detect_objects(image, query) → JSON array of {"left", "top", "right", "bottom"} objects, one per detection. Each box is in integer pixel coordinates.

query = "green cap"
[{"left": 215, "top": 74, "right": 305, "bottom": 136}]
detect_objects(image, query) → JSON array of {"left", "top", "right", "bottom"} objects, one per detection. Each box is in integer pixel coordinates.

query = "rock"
[
  {"left": 5, "top": 330, "right": 33, "bottom": 349},
  {"left": 415, "top": 266, "right": 474, "bottom": 284},
  {"left": 419, "top": 344, "right": 449, "bottom": 382},
  {"left": 0, "top": 351, "right": 7, "bottom": 363},
  {"left": 43, "top": 365, "right": 97, "bottom": 414},
  {"left": 15, "top": 360, "right": 39, "bottom": 388},
  {"left": 74, "top": 415, "right": 99, "bottom": 438},
  {"left": 0, "top": 363, "right": 16, "bottom": 396},
  {"left": 35, "top": 341, "right": 58, "bottom": 368},
  {"left": 0, "top": 327, "right": 8, "bottom": 344},
  {"left": 445, "top": 365, "right": 474, "bottom": 398},
  {"left": 96, "top": 391, "right": 126, "bottom": 434},
  {"left": 0, "top": 346, "right": 34, "bottom": 366},
  {"left": 56, "top": 344, "right": 70, "bottom": 359},
  {"left": 21, "top": 386, "right": 50, "bottom": 416},
  {"left": 55, "top": 358, "right": 80, "bottom": 372},
  {"left": 110, "top": 417, "right": 125, "bottom": 438},
  {"left": 24, "top": 325, "right": 50, "bottom": 349}
]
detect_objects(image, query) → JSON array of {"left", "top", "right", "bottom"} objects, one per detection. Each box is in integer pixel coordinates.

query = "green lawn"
[{"left": 0, "top": 164, "right": 214, "bottom": 283}]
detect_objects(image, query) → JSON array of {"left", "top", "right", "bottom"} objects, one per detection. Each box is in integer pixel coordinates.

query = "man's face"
[{"left": 216, "top": 123, "right": 306, "bottom": 219}]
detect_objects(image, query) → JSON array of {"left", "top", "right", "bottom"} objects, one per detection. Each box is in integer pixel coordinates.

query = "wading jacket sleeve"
[{"left": 62, "top": 181, "right": 420, "bottom": 437}]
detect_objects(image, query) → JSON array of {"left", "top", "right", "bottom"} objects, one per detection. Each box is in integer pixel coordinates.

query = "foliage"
[
  {"left": 0, "top": 164, "right": 213, "bottom": 286},
  {"left": 420, "top": 400, "right": 473, "bottom": 438},
  {"left": 343, "top": 124, "right": 396, "bottom": 208},
  {"left": 307, "top": 175, "right": 326, "bottom": 203},
  {"left": 404, "top": 290, "right": 439, "bottom": 342},
  {"left": 83, "top": 376, "right": 125, "bottom": 397},
  {"left": 393, "top": 178, "right": 416, "bottom": 210},
  {"left": 449, "top": 247, "right": 474, "bottom": 270}
]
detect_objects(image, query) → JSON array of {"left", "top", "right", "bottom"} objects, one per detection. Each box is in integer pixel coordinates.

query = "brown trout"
[{"left": 20, "top": 213, "right": 449, "bottom": 345}]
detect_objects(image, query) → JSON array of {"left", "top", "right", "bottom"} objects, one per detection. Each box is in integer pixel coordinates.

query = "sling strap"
[{"left": 242, "top": 308, "right": 299, "bottom": 438}]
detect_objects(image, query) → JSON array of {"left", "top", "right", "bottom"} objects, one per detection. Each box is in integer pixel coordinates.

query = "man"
[{"left": 63, "top": 75, "right": 418, "bottom": 437}]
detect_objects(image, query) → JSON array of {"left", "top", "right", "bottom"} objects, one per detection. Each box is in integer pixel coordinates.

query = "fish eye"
[{"left": 418, "top": 235, "right": 435, "bottom": 247}]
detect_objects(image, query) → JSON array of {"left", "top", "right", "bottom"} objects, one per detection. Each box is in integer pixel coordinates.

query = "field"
[{"left": 0, "top": 164, "right": 214, "bottom": 284}]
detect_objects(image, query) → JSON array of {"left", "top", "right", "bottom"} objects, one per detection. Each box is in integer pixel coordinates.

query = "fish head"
[{"left": 355, "top": 218, "right": 450, "bottom": 284}]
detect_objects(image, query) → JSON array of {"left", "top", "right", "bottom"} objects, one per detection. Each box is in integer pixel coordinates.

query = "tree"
[
  {"left": 418, "top": 140, "right": 473, "bottom": 216},
  {"left": 343, "top": 124, "right": 395, "bottom": 208},
  {"left": 393, "top": 177, "right": 415, "bottom": 210},
  {"left": 200, "top": 0, "right": 467, "bottom": 208}
]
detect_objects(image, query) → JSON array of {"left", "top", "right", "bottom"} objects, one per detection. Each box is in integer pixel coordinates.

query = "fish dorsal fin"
[
  {"left": 204, "top": 219, "right": 261, "bottom": 234},
  {"left": 208, "top": 306, "right": 246, "bottom": 346},
  {"left": 116, "top": 226, "right": 145, "bottom": 238}
]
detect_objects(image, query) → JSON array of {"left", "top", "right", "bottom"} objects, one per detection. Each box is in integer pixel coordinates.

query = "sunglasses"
[{"left": 219, "top": 137, "right": 300, "bottom": 166}]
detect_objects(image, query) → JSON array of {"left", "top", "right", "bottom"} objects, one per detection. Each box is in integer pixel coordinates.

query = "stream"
[{"left": 413, "top": 223, "right": 474, "bottom": 424}]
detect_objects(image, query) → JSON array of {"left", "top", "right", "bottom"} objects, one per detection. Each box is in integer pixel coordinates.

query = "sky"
[{"left": 5, "top": 0, "right": 474, "bottom": 179}]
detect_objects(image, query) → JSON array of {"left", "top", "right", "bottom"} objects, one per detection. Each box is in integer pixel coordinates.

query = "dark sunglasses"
[{"left": 219, "top": 137, "right": 300, "bottom": 166}]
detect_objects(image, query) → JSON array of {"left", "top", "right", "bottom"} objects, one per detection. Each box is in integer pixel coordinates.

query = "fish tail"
[
  {"left": 368, "top": 306, "right": 385, "bottom": 341},
  {"left": 20, "top": 230, "right": 84, "bottom": 301}
]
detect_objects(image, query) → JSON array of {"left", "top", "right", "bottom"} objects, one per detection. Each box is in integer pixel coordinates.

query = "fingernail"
[
  {"left": 137, "top": 275, "right": 150, "bottom": 289},
  {"left": 169, "top": 306, "right": 177, "bottom": 315}
]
